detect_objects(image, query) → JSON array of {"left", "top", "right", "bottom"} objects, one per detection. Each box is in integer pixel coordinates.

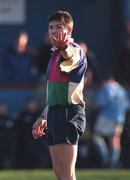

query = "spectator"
[
  {"left": 115, "top": 35, "right": 130, "bottom": 86},
  {"left": 93, "top": 74, "right": 129, "bottom": 168},
  {"left": 16, "top": 98, "right": 49, "bottom": 168},
  {"left": 80, "top": 41, "right": 100, "bottom": 133},
  {"left": 1, "top": 31, "right": 40, "bottom": 85},
  {"left": 0, "top": 101, "right": 16, "bottom": 168},
  {"left": 36, "top": 34, "right": 51, "bottom": 76},
  {"left": 79, "top": 41, "right": 101, "bottom": 87},
  {"left": 83, "top": 78, "right": 98, "bottom": 133}
]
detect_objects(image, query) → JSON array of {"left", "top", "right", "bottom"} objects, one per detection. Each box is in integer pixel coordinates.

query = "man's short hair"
[{"left": 48, "top": 11, "right": 73, "bottom": 30}]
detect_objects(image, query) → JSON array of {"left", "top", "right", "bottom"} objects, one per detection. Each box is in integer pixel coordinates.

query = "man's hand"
[
  {"left": 32, "top": 117, "right": 47, "bottom": 139},
  {"left": 51, "top": 32, "right": 69, "bottom": 50}
]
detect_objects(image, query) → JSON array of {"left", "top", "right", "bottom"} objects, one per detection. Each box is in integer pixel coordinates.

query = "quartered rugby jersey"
[{"left": 46, "top": 43, "right": 87, "bottom": 107}]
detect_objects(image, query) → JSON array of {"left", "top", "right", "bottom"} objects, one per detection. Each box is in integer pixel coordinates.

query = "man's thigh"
[{"left": 49, "top": 144, "right": 78, "bottom": 169}]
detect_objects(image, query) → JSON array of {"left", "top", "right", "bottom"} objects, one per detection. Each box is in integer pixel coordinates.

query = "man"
[
  {"left": 32, "top": 11, "right": 87, "bottom": 180},
  {"left": 2, "top": 31, "right": 39, "bottom": 84},
  {"left": 94, "top": 74, "right": 129, "bottom": 168}
]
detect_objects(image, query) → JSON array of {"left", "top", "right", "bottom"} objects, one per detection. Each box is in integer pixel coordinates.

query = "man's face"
[
  {"left": 48, "top": 20, "right": 68, "bottom": 46},
  {"left": 18, "top": 34, "right": 28, "bottom": 47}
]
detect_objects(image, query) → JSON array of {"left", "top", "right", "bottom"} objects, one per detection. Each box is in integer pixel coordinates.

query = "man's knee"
[{"left": 62, "top": 164, "right": 75, "bottom": 179}]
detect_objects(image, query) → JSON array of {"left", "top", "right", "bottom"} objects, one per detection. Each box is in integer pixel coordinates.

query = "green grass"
[{"left": 0, "top": 169, "right": 130, "bottom": 180}]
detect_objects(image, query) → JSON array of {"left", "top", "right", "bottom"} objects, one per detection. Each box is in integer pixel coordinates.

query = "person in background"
[
  {"left": 1, "top": 31, "right": 39, "bottom": 85},
  {"left": 79, "top": 41, "right": 100, "bottom": 133},
  {"left": 115, "top": 35, "right": 130, "bottom": 86},
  {"left": 36, "top": 34, "right": 51, "bottom": 76},
  {"left": 93, "top": 74, "right": 129, "bottom": 168},
  {"left": 32, "top": 11, "right": 87, "bottom": 180},
  {"left": 79, "top": 41, "right": 101, "bottom": 87},
  {"left": 0, "top": 101, "right": 16, "bottom": 168},
  {"left": 16, "top": 99, "right": 49, "bottom": 168}
]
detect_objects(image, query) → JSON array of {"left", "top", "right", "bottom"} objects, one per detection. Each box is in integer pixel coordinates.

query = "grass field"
[{"left": 0, "top": 169, "right": 130, "bottom": 180}]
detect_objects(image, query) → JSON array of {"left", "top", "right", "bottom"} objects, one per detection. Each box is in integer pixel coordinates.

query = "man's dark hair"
[{"left": 48, "top": 11, "right": 73, "bottom": 29}]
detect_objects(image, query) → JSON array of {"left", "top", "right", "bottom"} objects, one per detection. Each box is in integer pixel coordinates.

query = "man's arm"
[
  {"left": 32, "top": 106, "right": 48, "bottom": 139},
  {"left": 60, "top": 44, "right": 74, "bottom": 60},
  {"left": 51, "top": 32, "right": 81, "bottom": 72},
  {"left": 60, "top": 45, "right": 80, "bottom": 72}
]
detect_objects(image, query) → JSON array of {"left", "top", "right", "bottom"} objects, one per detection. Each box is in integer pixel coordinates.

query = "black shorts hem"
[{"left": 47, "top": 138, "right": 79, "bottom": 146}]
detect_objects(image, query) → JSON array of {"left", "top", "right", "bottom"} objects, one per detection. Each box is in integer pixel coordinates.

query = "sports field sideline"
[{"left": 0, "top": 169, "right": 130, "bottom": 180}]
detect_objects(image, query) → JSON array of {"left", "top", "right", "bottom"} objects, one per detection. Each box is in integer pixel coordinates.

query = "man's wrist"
[
  {"left": 60, "top": 44, "right": 74, "bottom": 59},
  {"left": 58, "top": 45, "right": 68, "bottom": 51}
]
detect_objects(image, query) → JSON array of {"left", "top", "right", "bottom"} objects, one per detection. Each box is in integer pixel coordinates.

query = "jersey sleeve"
[{"left": 60, "top": 45, "right": 81, "bottom": 73}]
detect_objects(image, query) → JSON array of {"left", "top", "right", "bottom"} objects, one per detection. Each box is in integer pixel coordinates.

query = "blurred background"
[{"left": 0, "top": 0, "right": 130, "bottom": 169}]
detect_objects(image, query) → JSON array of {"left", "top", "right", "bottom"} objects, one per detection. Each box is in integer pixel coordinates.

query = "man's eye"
[
  {"left": 57, "top": 26, "right": 63, "bottom": 29},
  {"left": 49, "top": 26, "right": 53, "bottom": 29}
]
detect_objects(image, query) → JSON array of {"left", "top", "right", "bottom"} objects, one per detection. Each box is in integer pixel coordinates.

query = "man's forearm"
[
  {"left": 41, "top": 106, "right": 48, "bottom": 119},
  {"left": 60, "top": 44, "right": 74, "bottom": 59}
]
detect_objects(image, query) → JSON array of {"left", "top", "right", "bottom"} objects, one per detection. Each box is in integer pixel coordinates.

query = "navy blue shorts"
[{"left": 46, "top": 104, "right": 86, "bottom": 146}]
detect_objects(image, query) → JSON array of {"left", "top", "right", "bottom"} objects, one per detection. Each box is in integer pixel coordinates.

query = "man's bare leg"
[{"left": 49, "top": 144, "right": 78, "bottom": 180}]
